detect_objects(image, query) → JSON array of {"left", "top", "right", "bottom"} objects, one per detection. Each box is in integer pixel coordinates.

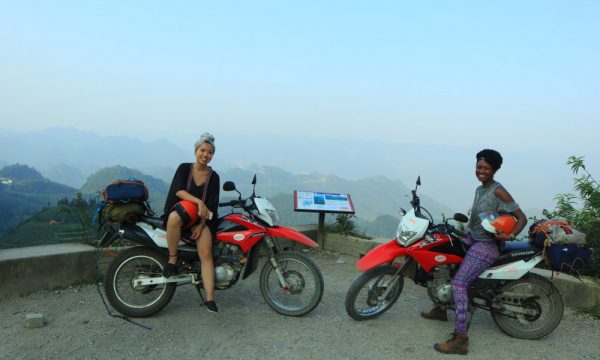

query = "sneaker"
[{"left": 205, "top": 300, "right": 218, "bottom": 313}]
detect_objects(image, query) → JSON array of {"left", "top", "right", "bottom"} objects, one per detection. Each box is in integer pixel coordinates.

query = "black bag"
[{"left": 103, "top": 179, "right": 148, "bottom": 204}]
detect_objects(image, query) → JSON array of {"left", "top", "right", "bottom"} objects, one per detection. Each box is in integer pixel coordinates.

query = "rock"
[
  {"left": 25, "top": 313, "right": 45, "bottom": 328},
  {"left": 336, "top": 257, "right": 347, "bottom": 264}
]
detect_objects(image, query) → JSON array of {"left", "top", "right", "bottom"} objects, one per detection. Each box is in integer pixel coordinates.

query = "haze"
[{"left": 1, "top": 1, "right": 599, "bottom": 213}]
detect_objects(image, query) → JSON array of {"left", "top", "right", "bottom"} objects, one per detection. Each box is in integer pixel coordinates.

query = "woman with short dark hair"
[{"left": 422, "top": 149, "right": 527, "bottom": 355}]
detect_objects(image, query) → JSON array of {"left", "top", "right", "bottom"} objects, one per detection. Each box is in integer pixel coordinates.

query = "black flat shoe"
[
  {"left": 162, "top": 263, "right": 177, "bottom": 278},
  {"left": 205, "top": 300, "right": 218, "bottom": 313}
]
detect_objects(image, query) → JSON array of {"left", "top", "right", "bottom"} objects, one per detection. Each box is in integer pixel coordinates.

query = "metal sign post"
[{"left": 293, "top": 191, "right": 355, "bottom": 247}]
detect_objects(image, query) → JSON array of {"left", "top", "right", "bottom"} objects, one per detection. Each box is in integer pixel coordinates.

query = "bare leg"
[
  {"left": 166, "top": 211, "right": 183, "bottom": 264},
  {"left": 197, "top": 226, "right": 215, "bottom": 301}
]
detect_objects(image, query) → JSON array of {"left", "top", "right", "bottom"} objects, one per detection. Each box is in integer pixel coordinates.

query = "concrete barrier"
[
  {"left": 0, "top": 244, "right": 98, "bottom": 296},
  {"left": 322, "top": 232, "right": 388, "bottom": 257}
]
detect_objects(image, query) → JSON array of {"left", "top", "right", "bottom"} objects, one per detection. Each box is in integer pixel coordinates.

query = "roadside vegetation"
[
  {"left": 326, "top": 214, "right": 371, "bottom": 239},
  {"left": 543, "top": 156, "right": 600, "bottom": 278},
  {"left": 0, "top": 194, "right": 99, "bottom": 249}
]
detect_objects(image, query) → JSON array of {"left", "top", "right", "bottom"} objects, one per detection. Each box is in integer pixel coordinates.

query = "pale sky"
[{"left": 1, "top": 1, "right": 599, "bottom": 212}]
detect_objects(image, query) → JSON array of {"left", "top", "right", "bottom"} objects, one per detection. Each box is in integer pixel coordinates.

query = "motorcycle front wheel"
[
  {"left": 491, "top": 273, "right": 564, "bottom": 339},
  {"left": 104, "top": 247, "right": 176, "bottom": 318},
  {"left": 345, "top": 265, "right": 404, "bottom": 320},
  {"left": 259, "top": 251, "right": 324, "bottom": 317}
]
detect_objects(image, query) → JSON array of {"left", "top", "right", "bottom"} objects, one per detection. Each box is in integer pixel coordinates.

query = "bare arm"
[{"left": 494, "top": 186, "right": 527, "bottom": 241}]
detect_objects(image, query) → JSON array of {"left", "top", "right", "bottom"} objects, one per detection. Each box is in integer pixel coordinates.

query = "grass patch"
[{"left": 584, "top": 303, "right": 600, "bottom": 318}]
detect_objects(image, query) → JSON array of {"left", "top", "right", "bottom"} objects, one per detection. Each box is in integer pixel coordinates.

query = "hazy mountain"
[
  {"left": 218, "top": 165, "right": 455, "bottom": 223},
  {"left": 138, "top": 166, "right": 177, "bottom": 184},
  {"left": 0, "top": 127, "right": 191, "bottom": 186},
  {"left": 43, "top": 163, "right": 88, "bottom": 188},
  {"left": 0, "top": 127, "right": 579, "bottom": 214},
  {"left": 361, "top": 214, "right": 401, "bottom": 238},
  {"left": 0, "top": 163, "right": 45, "bottom": 180}
]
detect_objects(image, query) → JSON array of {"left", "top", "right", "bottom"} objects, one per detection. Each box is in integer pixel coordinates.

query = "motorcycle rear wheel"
[
  {"left": 491, "top": 273, "right": 564, "bottom": 339},
  {"left": 345, "top": 265, "right": 404, "bottom": 320},
  {"left": 259, "top": 251, "right": 324, "bottom": 317},
  {"left": 104, "top": 247, "right": 176, "bottom": 318}
]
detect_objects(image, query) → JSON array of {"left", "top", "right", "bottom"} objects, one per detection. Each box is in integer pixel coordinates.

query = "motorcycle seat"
[{"left": 493, "top": 241, "right": 539, "bottom": 267}]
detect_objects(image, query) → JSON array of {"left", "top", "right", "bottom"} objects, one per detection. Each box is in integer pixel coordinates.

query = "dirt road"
[{"left": 1, "top": 251, "right": 598, "bottom": 359}]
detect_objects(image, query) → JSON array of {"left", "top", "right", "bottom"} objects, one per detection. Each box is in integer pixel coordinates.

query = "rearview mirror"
[
  {"left": 453, "top": 213, "right": 469, "bottom": 223},
  {"left": 223, "top": 181, "right": 236, "bottom": 191}
]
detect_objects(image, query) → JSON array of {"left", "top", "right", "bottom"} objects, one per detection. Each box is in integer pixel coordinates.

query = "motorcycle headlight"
[
  {"left": 254, "top": 197, "right": 280, "bottom": 226},
  {"left": 396, "top": 230, "right": 417, "bottom": 246},
  {"left": 264, "top": 208, "right": 279, "bottom": 226}
]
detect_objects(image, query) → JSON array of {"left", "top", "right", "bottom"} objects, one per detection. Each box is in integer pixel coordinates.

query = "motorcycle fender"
[
  {"left": 242, "top": 245, "right": 262, "bottom": 280},
  {"left": 357, "top": 241, "right": 407, "bottom": 272},
  {"left": 479, "top": 255, "right": 544, "bottom": 280},
  {"left": 99, "top": 230, "right": 121, "bottom": 248},
  {"left": 266, "top": 226, "right": 319, "bottom": 248}
]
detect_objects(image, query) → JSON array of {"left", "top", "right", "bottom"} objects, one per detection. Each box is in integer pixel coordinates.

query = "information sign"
[
  {"left": 293, "top": 190, "right": 355, "bottom": 246},
  {"left": 294, "top": 191, "right": 355, "bottom": 213}
]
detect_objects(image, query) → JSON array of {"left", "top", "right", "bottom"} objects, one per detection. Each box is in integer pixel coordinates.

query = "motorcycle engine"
[
  {"left": 213, "top": 242, "right": 244, "bottom": 289},
  {"left": 428, "top": 265, "right": 454, "bottom": 305}
]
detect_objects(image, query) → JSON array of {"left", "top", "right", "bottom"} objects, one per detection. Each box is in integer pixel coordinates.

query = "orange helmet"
[{"left": 479, "top": 211, "right": 517, "bottom": 235}]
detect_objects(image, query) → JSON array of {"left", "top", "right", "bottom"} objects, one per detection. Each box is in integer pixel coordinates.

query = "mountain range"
[
  {"left": 0, "top": 164, "right": 77, "bottom": 235},
  {"left": 0, "top": 159, "right": 457, "bottom": 241},
  {"left": 0, "top": 127, "right": 551, "bottom": 240},
  {"left": 0, "top": 127, "right": 191, "bottom": 187}
]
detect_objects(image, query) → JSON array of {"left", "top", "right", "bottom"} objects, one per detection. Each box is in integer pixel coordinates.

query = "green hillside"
[
  {"left": 0, "top": 205, "right": 99, "bottom": 249},
  {"left": 0, "top": 164, "right": 77, "bottom": 236},
  {"left": 0, "top": 163, "right": 45, "bottom": 180}
]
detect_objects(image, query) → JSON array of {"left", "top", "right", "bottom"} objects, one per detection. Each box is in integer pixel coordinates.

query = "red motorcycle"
[
  {"left": 100, "top": 176, "right": 324, "bottom": 317},
  {"left": 345, "top": 177, "right": 563, "bottom": 339}
]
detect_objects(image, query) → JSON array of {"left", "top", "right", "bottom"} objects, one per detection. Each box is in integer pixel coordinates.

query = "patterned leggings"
[{"left": 452, "top": 235, "right": 500, "bottom": 335}]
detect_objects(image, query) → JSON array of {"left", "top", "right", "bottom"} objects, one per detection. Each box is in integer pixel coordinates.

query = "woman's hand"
[
  {"left": 197, "top": 200, "right": 209, "bottom": 219},
  {"left": 190, "top": 222, "right": 205, "bottom": 240},
  {"left": 494, "top": 232, "right": 514, "bottom": 242}
]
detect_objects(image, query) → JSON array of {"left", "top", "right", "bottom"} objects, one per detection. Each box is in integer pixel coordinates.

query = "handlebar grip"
[
  {"left": 219, "top": 200, "right": 237, "bottom": 207},
  {"left": 453, "top": 229, "right": 466, "bottom": 238}
]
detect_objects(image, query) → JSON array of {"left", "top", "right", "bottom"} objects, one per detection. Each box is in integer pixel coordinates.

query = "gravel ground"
[{"left": 1, "top": 250, "right": 599, "bottom": 360}]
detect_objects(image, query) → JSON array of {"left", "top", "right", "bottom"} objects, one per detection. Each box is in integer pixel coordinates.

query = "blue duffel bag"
[
  {"left": 546, "top": 244, "right": 591, "bottom": 274},
  {"left": 103, "top": 178, "right": 148, "bottom": 204}
]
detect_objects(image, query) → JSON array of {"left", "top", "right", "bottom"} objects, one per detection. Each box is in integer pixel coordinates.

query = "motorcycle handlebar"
[
  {"left": 447, "top": 224, "right": 465, "bottom": 238},
  {"left": 453, "top": 229, "right": 466, "bottom": 238},
  {"left": 219, "top": 200, "right": 240, "bottom": 207}
]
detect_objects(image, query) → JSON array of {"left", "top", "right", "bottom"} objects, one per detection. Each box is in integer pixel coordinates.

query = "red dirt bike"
[
  {"left": 344, "top": 177, "right": 563, "bottom": 339},
  {"left": 100, "top": 176, "right": 324, "bottom": 317}
]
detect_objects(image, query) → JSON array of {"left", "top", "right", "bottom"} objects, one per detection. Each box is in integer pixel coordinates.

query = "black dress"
[{"left": 163, "top": 163, "right": 220, "bottom": 236}]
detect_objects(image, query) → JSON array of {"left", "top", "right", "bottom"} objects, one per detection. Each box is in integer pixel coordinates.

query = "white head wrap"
[{"left": 194, "top": 132, "right": 215, "bottom": 153}]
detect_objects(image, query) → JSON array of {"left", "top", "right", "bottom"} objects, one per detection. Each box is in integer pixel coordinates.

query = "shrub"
[
  {"left": 545, "top": 156, "right": 600, "bottom": 277},
  {"left": 326, "top": 214, "right": 370, "bottom": 239}
]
